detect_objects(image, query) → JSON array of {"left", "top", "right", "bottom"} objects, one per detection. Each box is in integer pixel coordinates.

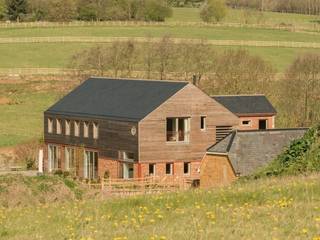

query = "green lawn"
[
  {"left": 0, "top": 43, "right": 314, "bottom": 71},
  {"left": 168, "top": 7, "right": 320, "bottom": 27},
  {"left": 0, "top": 25, "right": 320, "bottom": 42},
  {"left": 1, "top": 174, "right": 320, "bottom": 239},
  {"left": 0, "top": 83, "right": 60, "bottom": 147}
]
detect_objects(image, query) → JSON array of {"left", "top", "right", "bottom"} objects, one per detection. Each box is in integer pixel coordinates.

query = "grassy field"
[
  {"left": 0, "top": 174, "right": 320, "bottom": 239},
  {"left": 0, "top": 81, "right": 66, "bottom": 147},
  {"left": 168, "top": 7, "right": 320, "bottom": 26},
  {"left": 0, "top": 43, "right": 314, "bottom": 71}
]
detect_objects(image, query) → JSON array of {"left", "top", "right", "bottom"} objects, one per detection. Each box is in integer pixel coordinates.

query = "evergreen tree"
[{"left": 6, "top": 0, "right": 27, "bottom": 21}]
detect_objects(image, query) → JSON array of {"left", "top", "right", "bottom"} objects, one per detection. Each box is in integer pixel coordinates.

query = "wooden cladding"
[{"left": 216, "top": 126, "right": 233, "bottom": 142}]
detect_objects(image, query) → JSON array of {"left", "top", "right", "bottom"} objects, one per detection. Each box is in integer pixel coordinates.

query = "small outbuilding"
[
  {"left": 212, "top": 95, "right": 277, "bottom": 130},
  {"left": 200, "top": 128, "right": 307, "bottom": 188}
]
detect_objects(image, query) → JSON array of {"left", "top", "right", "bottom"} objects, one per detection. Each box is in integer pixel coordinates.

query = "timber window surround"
[
  {"left": 74, "top": 121, "right": 80, "bottom": 137},
  {"left": 166, "top": 117, "right": 190, "bottom": 143},
  {"left": 241, "top": 120, "right": 251, "bottom": 126},
  {"left": 48, "top": 144, "right": 60, "bottom": 172},
  {"left": 65, "top": 147, "right": 75, "bottom": 171},
  {"left": 184, "top": 162, "right": 191, "bottom": 175},
  {"left": 166, "top": 163, "right": 173, "bottom": 175},
  {"left": 48, "top": 118, "right": 53, "bottom": 133},
  {"left": 93, "top": 122, "right": 99, "bottom": 139},
  {"left": 149, "top": 164, "right": 156, "bottom": 176},
  {"left": 83, "top": 122, "right": 89, "bottom": 138},
  {"left": 200, "top": 116, "right": 206, "bottom": 131},
  {"left": 65, "top": 120, "right": 71, "bottom": 136},
  {"left": 56, "top": 119, "right": 62, "bottom": 134}
]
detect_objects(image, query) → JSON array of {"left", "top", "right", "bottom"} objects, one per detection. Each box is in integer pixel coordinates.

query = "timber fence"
[
  {"left": 0, "top": 36, "right": 320, "bottom": 49},
  {"left": 0, "top": 20, "right": 319, "bottom": 32},
  {"left": 82, "top": 176, "right": 193, "bottom": 196}
]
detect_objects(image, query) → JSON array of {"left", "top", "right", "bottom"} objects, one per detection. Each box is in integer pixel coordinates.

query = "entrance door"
[
  {"left": 84, "top": 151, "right": 98, "bottom": 180},
  {"left": 123, "top": 163, "right": 134, "bottom": 179},
  {"left": 259, "top": 120, "right": 267, "bottom": 130}
]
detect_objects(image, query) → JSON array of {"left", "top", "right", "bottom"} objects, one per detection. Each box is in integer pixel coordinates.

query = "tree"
[
  {"left": 140, "top": 0, "right": 172, "bottom": 22},
  {"left": 46, "top": 0, "right": 76, "bottom": 21},
  {"left": 0, "top": 0, "right": 6, "bottom": 19},
  {"left": 281, "top": 53, "right": 320, "bottom": 126},
  {"left": 6, "top": 0, "right": 27, "bottom": 21},
  {"left": 200, "top": 0, "right": 227, "bottom": 23}
]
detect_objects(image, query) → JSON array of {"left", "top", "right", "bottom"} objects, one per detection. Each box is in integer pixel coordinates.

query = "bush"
[
  {"left": 200, "top": 0, "right": 227, "bottom": 23},
  {"left": 142, "top": 0, "right": 172, "bottom": 22}
]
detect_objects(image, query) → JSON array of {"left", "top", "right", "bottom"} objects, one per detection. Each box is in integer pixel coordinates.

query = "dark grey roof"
[
  {"left": 207, "top": 128, "right": 308, "bottom": 176},
  {"left": 212, "top": 95, "right": 277, "bottom": 116},
  {"left": 46, "top": 77, "right": 188, "bottom": 121}
]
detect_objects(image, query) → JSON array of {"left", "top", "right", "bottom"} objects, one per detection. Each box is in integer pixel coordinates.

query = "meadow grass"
[
  {"left": 0, "top": 174, "right": 320, "bottom": 239},
  {"left": 0, "top": 25, "right": 320, "bottom": 42},
  {"left": 0, "top": 43, "right": 315, "bottom": 71},
  {"left": 168, "top": 7, "right": 320, "bottom": 26},
  {"left": 0, "top": 82, "right": 61, "bottom": 147}
]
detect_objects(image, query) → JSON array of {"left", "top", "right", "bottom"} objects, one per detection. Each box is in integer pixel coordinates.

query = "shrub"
[{"left": 200, "top": 0, "right": 227, "bottom": 23}]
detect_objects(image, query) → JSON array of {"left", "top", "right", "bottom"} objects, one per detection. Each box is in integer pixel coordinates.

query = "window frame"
[
  {"left": 241, "top": 120, "right": 252, "bottom": 126},
  {"left": 65, "top": 120, "right": 71, "bottom": 136},
  {"left": 165, "top": 163, "right": 173, "bottom": 175},
  {"left": 93, "top": 122, "right": 99, "bottom": 139},
  {"left": 200, "top": 116, "right": 206, "bottom": 131},
  {"left": 166, "top": 117, "right": 190, "bottom": 143},
  {"left": 83, "top": 122, "right": 89, "bottom": 138},
  {"left": 48, "top": 118, "right": 53, "bottom": 133},
  {"left": 56, "top": 119, "right": 62, "bottom": 135},
  {"left": 149, "top": 164, "right": 156, "bottom": 176},
  {"left": 183, "top": 162, "right": 191, "bottom": 175},
  {"left": 65, "top": 147, "right": 75, "bottom": 171},
  {"left": 74, "top": 121, "right": 80, "bottom": 137}
]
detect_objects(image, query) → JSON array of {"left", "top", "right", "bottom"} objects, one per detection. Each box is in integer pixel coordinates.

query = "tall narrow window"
[
  {"left": 74, "top": 121, "right": 80, "bottom": 137},
  {"left": 184, "top": 162, "right": 191, "bottom": 175},
  {"left": 65, "top": 120, "right": 71, "bottom": 136},
  {"left": 93, "top": 123, "right": 99, "bottom": 139},
  {"left": 84, "top": 122, "right": 89, "bottom": 138},
  {"left": 56, "top": 119, "right": 62, "bottom": 134},
  {"left": 84, "top": 151, "right": 98, "bottom": 179},
  {"left": 65, "top": 147, "right": 75, "bottom": 171},
  {"left": 166, "top": 163, "right": 173, "bottom": 175},
  {"left": 48, "top": 118, "right": 53, "bottom": 133},
  {"left": 200, "top": 116, "right": 206, "bottom": 131},
  {"left": 48, "top": 145, "right": 60, "bottom": 172},
  {"left": 149, "top": 164, "right": 156, "bottom": 176},
  {"left": 166, "top": 118, "right": 190, "bottom": 143}
]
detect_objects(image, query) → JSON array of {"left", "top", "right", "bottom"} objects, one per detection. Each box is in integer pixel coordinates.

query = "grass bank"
[{"left": 0, "top": 174, "right": 320, "bottom": 239}]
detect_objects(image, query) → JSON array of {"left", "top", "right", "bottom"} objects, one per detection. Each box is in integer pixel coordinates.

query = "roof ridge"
[
  {"left": 212, "top": 94, "right": 266, "bottom": 97},
  {"left": 89, "top": 76, "right": 189, "bottom": 84}
]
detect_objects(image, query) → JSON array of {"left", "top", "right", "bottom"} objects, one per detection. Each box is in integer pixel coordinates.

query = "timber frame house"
[{"left": 44, "top": 77, "right": 239, "bottom": 180}]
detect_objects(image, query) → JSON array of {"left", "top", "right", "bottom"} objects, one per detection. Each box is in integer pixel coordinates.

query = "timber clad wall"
[
  {"left": 44, "top": 114, "right": 138, "bottom": 160},
  {"left": 139, "top": 84, "right": 239, "bottom": 164}
]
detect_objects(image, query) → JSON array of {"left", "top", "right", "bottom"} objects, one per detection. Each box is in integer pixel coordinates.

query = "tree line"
[
  {"left": 70, "top": 37, "right": 320, "bottom": 128},
  {"left": 2, "top": 0, "right": 172, "bottom": 22}
]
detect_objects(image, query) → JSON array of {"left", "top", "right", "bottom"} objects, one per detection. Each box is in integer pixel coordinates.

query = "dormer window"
[
  {"left": 65, "top": 120, "right": 70, "bottom": 136},
  {"left": 48, "top": 118, "right": 53, "bottom": 133},
  {"left": 74, "top": 121, "right": 80, "bottom": 137},
  {"left": 84, "top": 122, "right": 89, "bottom": 138},
  {"left": 56, "top": 119, "right": 62, "bottom": 134}
]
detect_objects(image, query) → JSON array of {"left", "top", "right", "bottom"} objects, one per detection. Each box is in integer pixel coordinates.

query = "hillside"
[{"left": 0, "top": 174, "right": 320, "bottom": 239}]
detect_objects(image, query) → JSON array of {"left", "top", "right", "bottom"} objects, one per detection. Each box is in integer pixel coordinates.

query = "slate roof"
[
  {"left": 46, "top": 77, "right": 188, "bottom": 121},
  {"left": 207, "top": 128, "right": 308, "bottom": 176},
  {"left": 212, "top": 95, "right": 277, "bottom": 116}
]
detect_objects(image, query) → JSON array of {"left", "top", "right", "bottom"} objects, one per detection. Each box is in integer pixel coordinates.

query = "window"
[
  {"left": 74, "top": 121, "right": 80, "bottom": 137},
  {"left": 166, "top": 118, "right": 190, "bottom": 142},
  {"left": 65, "top": 120, "right": 71, "bottom": 136},
  {"left": 48, "top": 118, "right": 53, "bottom": 133},
  {"left": 200, "top": 116, "right": 206, "bottom": 130},
  {"left": 149, "top": 164, "right": 156, "bottom": 176},
  {"left": 65, "top": 147, "right": 75, "bottom": 171},
  {"left": 56, "top": 119, "right": 62, "bottom": 134},
  {"left": 93, "top": 123, "right": 99, "bottom": 139},
  {"left": 84, "top": 151, "right": 98, "bottom": 179},
  {"left": 122, "top": 151, "right": 135, "bottom": 161},
  {"left": 184, "top": 162, "right": 191, "bottom": 175},
  {"left": 48, "top": 145, "right": 60, "bottom": 172},
  {"left": 83, "top": 122, "right": 89, "bottom": 138},
  {"left": 242, "top": 120, "right": 251, "bottom": 126},
  {"left": 166, "top": 163, "right": 173, "bottom": 175}
]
